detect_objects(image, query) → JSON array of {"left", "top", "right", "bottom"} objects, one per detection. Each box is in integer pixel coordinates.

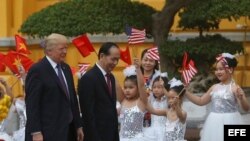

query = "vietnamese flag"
[
  {"left": 72, "top": 34, "right": 95, "bottom": 57},
  {"left": 15, "top": 34, "right": 31, "bottom": 54},
  {"left": 2, "top": 51, "right": 34, "bottom": 77},
  {"left": 120, "top": 46, "right": 132, "bottom": 65}
]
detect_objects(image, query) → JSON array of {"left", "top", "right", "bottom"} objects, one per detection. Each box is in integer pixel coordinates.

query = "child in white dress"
[
  {"left": 185, "top": 53, "right": 250, "bottom": 141},
  {"left": 141, "top": 78, "right": 187, "bottom": 141},
  {"left": 143, "top": 74, "right": 168, "bottom": 141},
  {"left": 165, "top": 78, "right": 187, "bottom": 141},
  {"left": 118, "top": 59, "right": 148, "bottom": 141}
]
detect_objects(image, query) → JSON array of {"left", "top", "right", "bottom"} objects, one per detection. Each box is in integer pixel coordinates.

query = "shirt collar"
[
  {"left": 46, "top": 56, "right": 58, "bottom": 70},
  {"left": 96, "top": 62, "right": 107, "bottom": 76}
]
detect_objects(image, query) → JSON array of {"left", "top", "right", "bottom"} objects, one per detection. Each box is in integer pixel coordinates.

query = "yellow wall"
[{"left": 0, "top": 0, "right": 60, "bottom": 37}]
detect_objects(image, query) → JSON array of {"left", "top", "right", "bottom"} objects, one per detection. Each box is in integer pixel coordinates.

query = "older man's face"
[
  {"left": 100, "top": 47, "right": 120, "bottom": 73},
  {"left": 49, "top": 42, "right": 68, "bottom": 64}
]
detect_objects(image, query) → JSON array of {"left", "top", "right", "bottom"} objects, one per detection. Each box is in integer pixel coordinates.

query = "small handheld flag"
[
  {"left": 15, "top": 34, "right": 31, "bottom": 54},
  {"left": 120, "top": 46, "right": 132, "bottom": 65},
  {"left": 72, "top": 34, "right": 95, "bottom": 57},
  {"left": 147, "top": 47, "right": 160, "bottom": 61},
  {"left": 182, "top": 52, "right": 198, "bottom": 85},
  {"left": 125, "top": 26, "right": 146, "bottom": 44}
]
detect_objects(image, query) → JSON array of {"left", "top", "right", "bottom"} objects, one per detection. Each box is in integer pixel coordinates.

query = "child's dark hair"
[
  {"left": 225, "top": 57, "right": 238, "bottom": 68},
  {"left": 124, "top": 75, "right": 137, "bottom": 85},
  {"left": 170, "top": 85, "right": 185, "bottom": 98},
  {"left": 152, "top": 76, "right": 169, "bottom": 91}
]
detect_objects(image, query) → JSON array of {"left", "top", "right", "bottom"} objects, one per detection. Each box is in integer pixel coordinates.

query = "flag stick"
[
  {"left": 158, "top": 61, "right": 161, "bottom": 73},
  {"left": 177, "top": 87, "right": 185, "bottom": 96},
  {"left": 130, "top": 45, "right": 137, "bottom": 58},
  {"left": 157, "top": 45, "right": 161, "bottom": 78},
  {"left": 94, "top": 50, "right": 98, "bottom": 57},
  {"left": 11, "top": 78, "right": 19, "bottom": 89}
]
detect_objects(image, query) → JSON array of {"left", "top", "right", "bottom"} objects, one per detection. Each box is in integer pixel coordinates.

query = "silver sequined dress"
[
  {"left": 200, "top": 82, "right": 244, "bottom": 141},
  {"left": 165, "top": 117, "right": 186, "bottom": 141},
  {"left": 119, "top": 101, "right": 145, "bottom": 141}
]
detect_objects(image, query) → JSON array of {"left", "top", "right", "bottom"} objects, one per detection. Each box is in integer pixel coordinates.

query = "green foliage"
[
  {"left": 82, "top": 0, "right": 156, "bottom": 35},
  {"left": 19, "top": 0, "right": 156, "bottom": 37},
  {"left": 178, "top": 0, "right": 219, "bottom": 33},
  {"left": 161, "top": 34, "right": 244, "bottom": 76},
  {"left": 178, "top": 0, "right": 250, "bottom": 35},
  {"left": 19, "top": 1, "right": 85, "bottom": 37}
]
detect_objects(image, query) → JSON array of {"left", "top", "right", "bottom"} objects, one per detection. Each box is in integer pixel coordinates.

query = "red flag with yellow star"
[
  {"left": 15, "top": 34, "right": 31, "bottom": 54},
  {"left": 2, "top": 51, "right": 33, "bottom": 77},
  {"left": 120, "top": 46, "right": 132, "bottom": 65}
]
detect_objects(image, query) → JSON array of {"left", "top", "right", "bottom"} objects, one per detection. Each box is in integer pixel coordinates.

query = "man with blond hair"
[{"left": 25, "top": 33, "right": 84, "bottom": 141}]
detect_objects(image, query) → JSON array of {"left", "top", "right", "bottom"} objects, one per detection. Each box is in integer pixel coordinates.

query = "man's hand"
[
  {"left": 32, "top": 132, "right": 43, "bottom": 141},
  {"left": 77, "top": 127, "right": 84, "bottom": 141}
]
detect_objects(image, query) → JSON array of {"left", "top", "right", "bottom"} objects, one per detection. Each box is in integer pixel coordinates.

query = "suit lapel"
[
  {"left": 43, "top": 58, "right": 70, "bottom": 100},
  {"left": 93, "top": 65, "right": 114, "bottom": 99}
]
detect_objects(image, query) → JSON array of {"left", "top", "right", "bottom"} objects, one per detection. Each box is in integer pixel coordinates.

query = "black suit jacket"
[
  {"left": 25, "top": 57, "right": 81, "bottom": 141},
  {"left": 78, "top": 65, "right": 119, "bottom": 141}
]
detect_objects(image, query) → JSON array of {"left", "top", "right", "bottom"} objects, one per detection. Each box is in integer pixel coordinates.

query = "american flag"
[
  {"left": 147, "top": 47, "right": 160, "bottom": 61},
  {"left": 182, "top": 52, "right": 198, "bottom": 84},
  {"left": 78, "top": 63, "right": 90, "bottom": 75},
  {"left": 125, "top": 26, "right": 146, "bottom": 44}
]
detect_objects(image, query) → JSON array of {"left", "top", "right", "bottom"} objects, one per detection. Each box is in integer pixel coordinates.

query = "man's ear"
[{"left": 99, "top": 53, "right": 105, "bottom": 59}]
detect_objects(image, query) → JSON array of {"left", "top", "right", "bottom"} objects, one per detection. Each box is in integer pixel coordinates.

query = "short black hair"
[
  {"left": 140, "top": 48, "right": 159, "bottom": 72},
  {"left": 124, "top": 75, "right": 137, "bottom": 86},
  {"left": 170, "top": 85, "right": 185, "bottom": 98},
  {"left": 98, "top": 42, "right": 119, "bottom": 59}
]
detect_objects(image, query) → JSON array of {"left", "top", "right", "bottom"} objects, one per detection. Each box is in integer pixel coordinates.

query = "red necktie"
[{"left": 106, "top": 73, "right": 112, "bottom": 96}]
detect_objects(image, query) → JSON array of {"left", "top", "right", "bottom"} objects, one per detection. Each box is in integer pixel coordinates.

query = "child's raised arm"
[
  {"left": 172, "top": 96, "right": 187, "bottom": 123},
  {"left": 146, "top": 103, "right": 167, "bottom": 116},
  {"left": 134, "top": 58, "right": 148, "bottom": 105},
  {"left": 134, "top": 59, "right": 166, "bottom": 116},
  {"left": 185, "top": 85, "right": 214, "bottom": 106}
]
